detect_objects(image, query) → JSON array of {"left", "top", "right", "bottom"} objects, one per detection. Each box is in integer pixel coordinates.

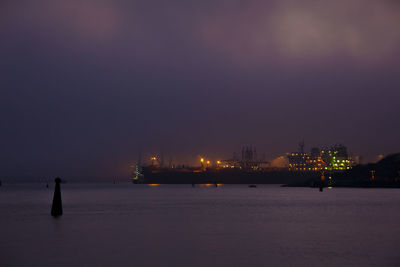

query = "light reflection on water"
[{"left": 1, "top": 183, "right": 400, "bottom": 267}]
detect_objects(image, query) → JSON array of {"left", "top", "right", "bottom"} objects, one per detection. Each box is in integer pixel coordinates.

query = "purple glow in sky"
[{"left": 1, "top": 0, "right": 399, "bottom": 179}]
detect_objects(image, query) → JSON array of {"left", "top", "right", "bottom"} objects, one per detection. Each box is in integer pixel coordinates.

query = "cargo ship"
[
  {"left": 130, "top": 146, "right": 400, "bottom": 187},
  {"left": 131, "top": 145, "right": 326, "bottom": 185},
  {"left": 131, "top": 146, "right": 321, "bottom": 185}
]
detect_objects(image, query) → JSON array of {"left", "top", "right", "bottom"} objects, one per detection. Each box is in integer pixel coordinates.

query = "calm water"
[{"left": 1, "top": 183, "right": 400, "bottom": 267}]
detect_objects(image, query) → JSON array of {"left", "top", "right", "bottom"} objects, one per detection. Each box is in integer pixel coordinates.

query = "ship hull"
[{"left": 140, "top": 167, "right": 320, "bottom": 185}]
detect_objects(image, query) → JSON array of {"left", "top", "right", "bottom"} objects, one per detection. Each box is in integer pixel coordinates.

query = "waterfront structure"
[
  {"left": 210, "top": 146, "right": 269, "bottom": 170},
  {"left": 288, "top": 143, "right": 352, "bottom": 172},
  {"left": 287, "top": 141, "right": 323, "bottom": 171},
  {"left": 320, "top": 144, "right": 352, "bottom": 171},
  {"left": 287, "top": 152, "right": 310, "bottom": 171}
]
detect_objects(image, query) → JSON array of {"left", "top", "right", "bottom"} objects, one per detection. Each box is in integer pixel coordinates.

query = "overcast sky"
[{"left": 1, "top": 0, "right": 400, "bottom": 179}]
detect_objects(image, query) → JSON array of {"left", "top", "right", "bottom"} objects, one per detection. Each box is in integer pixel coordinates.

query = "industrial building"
[{"left": 287, "top": 142, "right": 352, "bottom": 172}]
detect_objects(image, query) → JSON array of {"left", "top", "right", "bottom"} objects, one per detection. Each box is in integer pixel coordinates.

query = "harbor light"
[{"left": 151, "top": 156, "right": 157, "bottom": 166}]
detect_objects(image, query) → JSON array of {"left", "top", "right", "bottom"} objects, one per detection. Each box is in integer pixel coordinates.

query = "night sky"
[{"left": 1, "top": 0, "right": 400, "bottom": 180}]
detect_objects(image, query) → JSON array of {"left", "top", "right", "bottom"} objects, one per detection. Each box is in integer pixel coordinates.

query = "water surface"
[{"left": 1, "top": 184, "right": 400, "bottom": 266}]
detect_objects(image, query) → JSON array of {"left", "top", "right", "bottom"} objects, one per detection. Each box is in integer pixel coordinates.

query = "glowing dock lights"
[
  {"left": 151, "top": 156, "right": 158, "bottom": 166},
  {"left": 371, "top": 170, "right": 376, "bottom": 181}
]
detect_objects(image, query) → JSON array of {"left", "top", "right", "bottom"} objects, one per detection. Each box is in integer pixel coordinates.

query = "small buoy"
[{"left": 51, "top": 177, "right": 63, "bottom": 217}]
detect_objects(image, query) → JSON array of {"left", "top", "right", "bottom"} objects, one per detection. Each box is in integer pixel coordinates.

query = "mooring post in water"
[
  {"left": 319, "top": 171, "right": 325, "bottom": 192},
  {"left": 370, "top": 170, "right": 375, "bottom": 182},
  {"left": 51, "top": 177, "right": 63, "bottom": 217}
]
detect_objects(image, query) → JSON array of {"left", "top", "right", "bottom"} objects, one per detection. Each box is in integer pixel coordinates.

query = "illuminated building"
[
  {"left": 288, "top": 142, "right": 352, "bottom": 172},
  {"left": 320, "top": 144, "right": 352, "bottom": 171},
  {"left": 287, "top": 152, "right": 309, "bottom": 171},
  {"left": 287, "top": 141, "right": 316, "bottom": 171}
]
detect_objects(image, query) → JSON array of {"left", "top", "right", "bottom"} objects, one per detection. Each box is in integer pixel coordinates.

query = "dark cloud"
[{"left": 1, "top": 0, "right": 399, "bottom": 179}]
